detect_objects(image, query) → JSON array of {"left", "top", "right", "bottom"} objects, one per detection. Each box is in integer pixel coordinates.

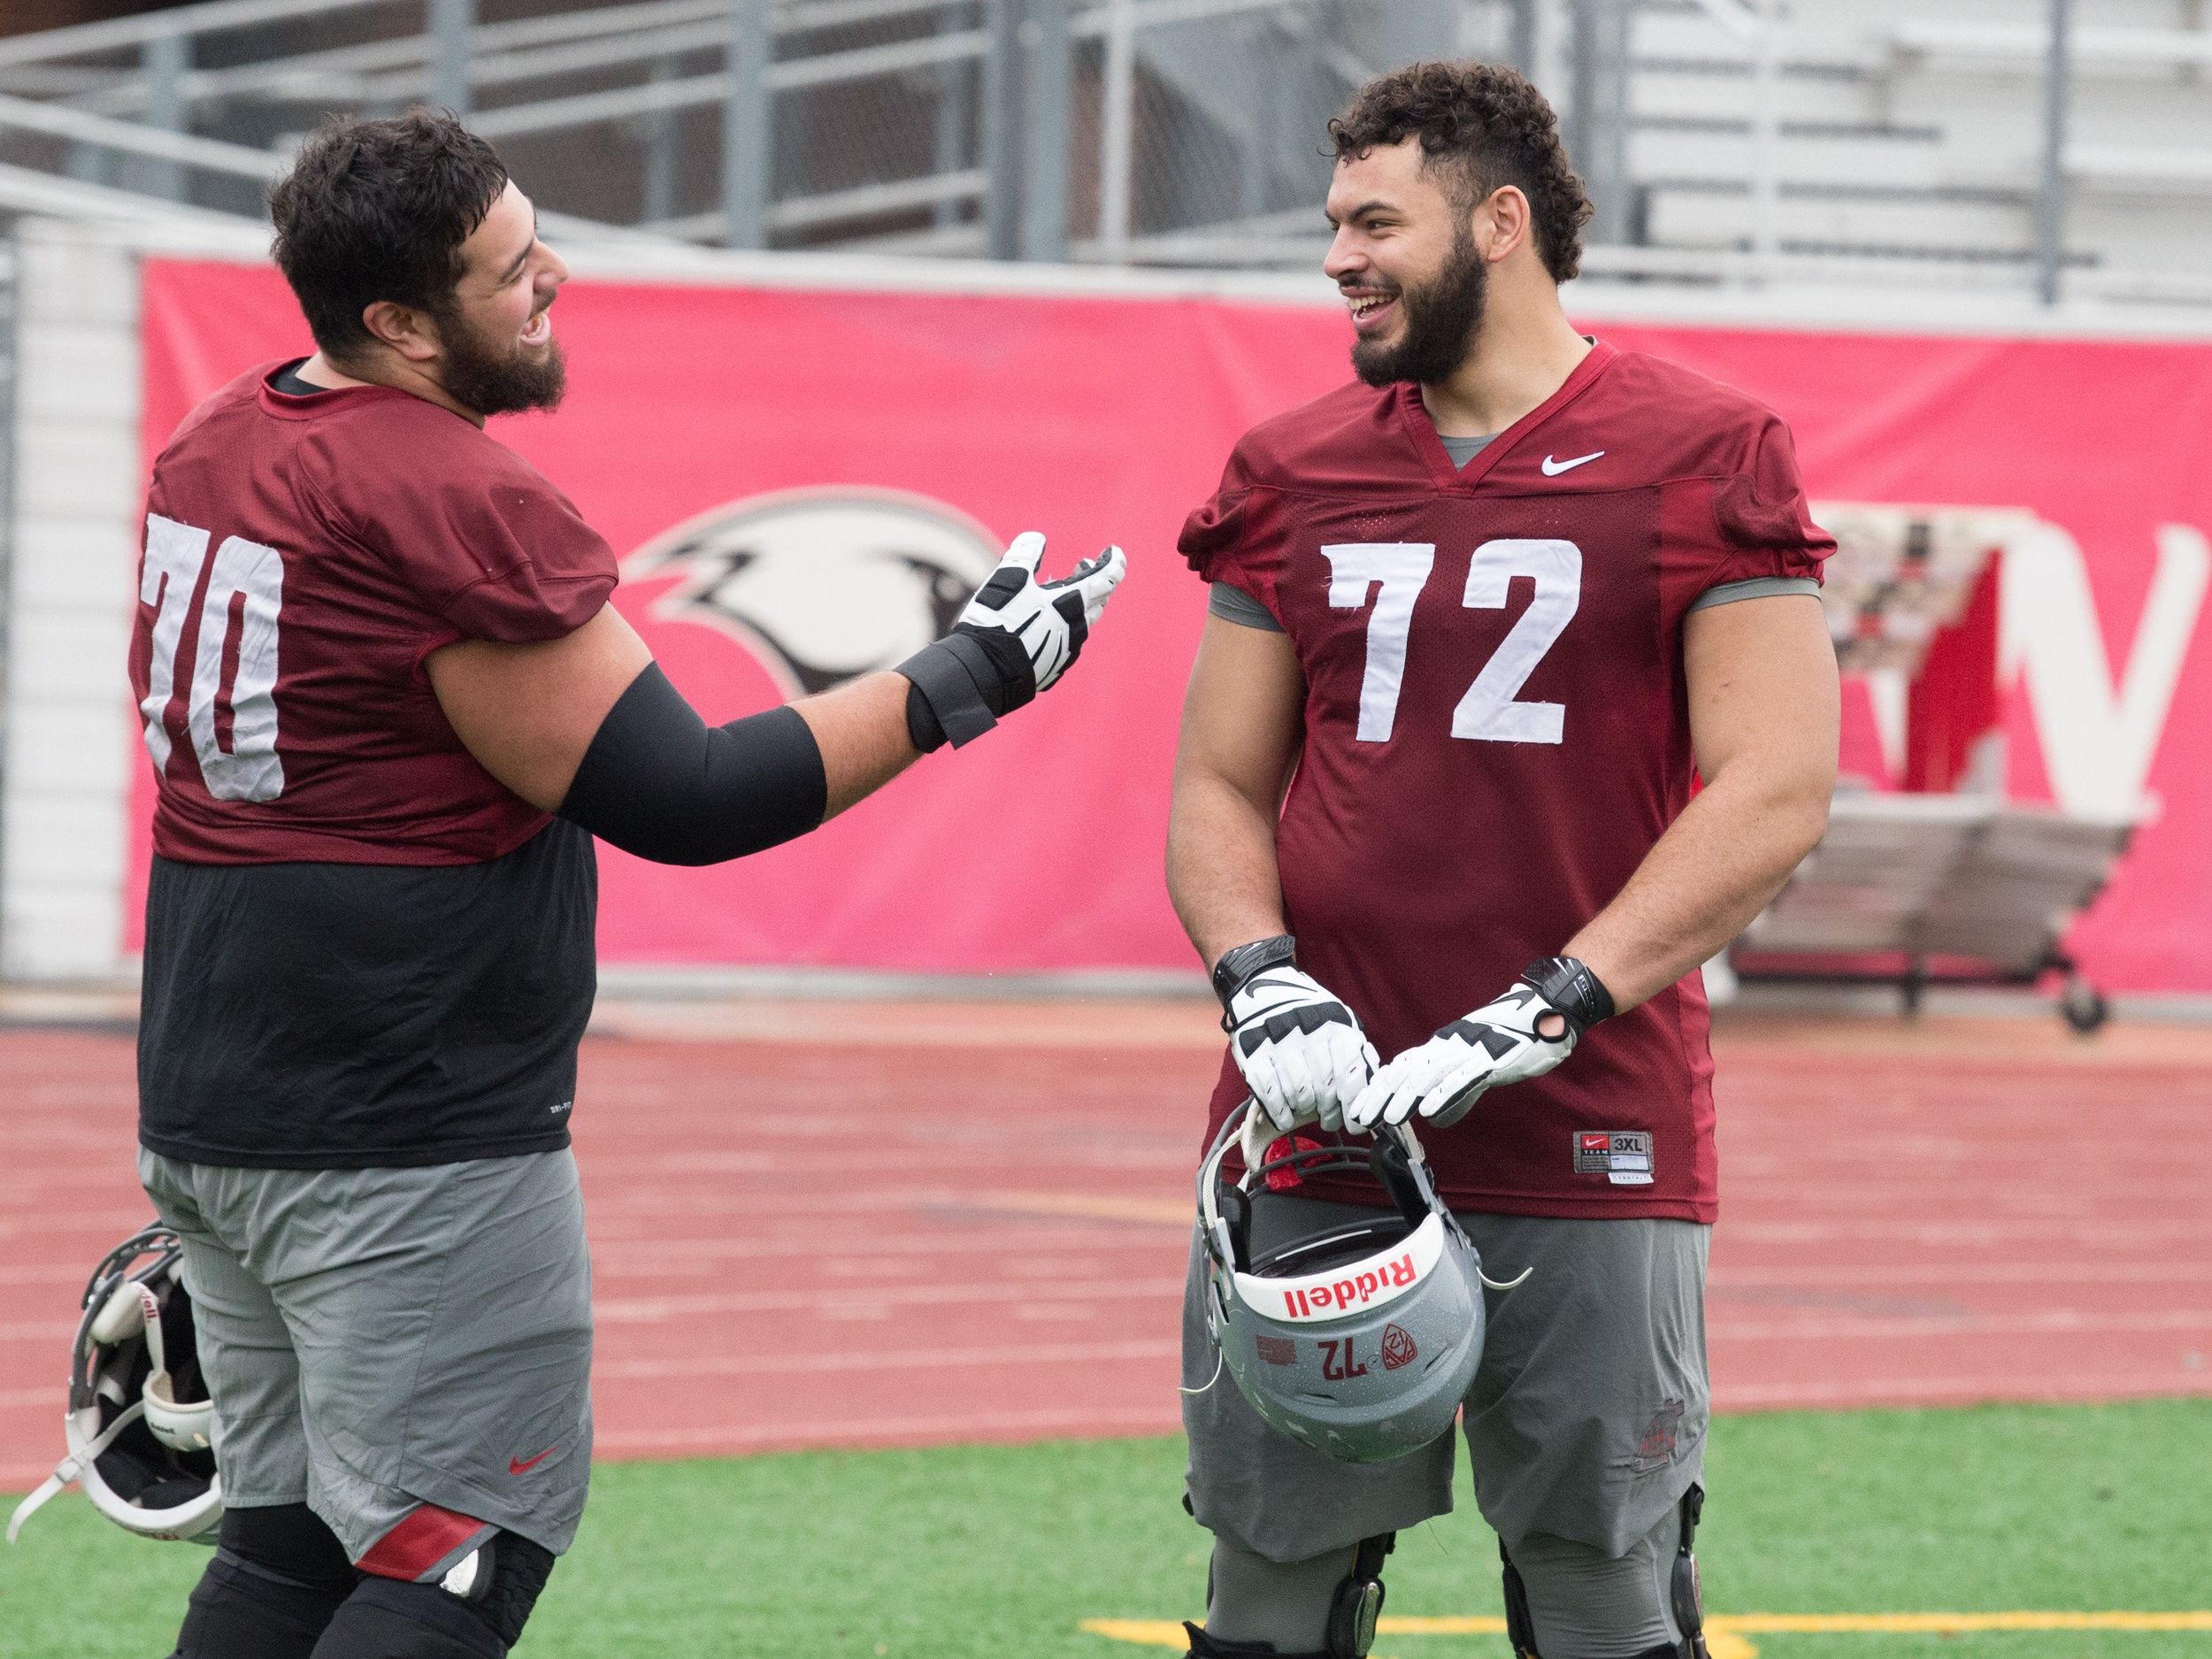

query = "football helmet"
[
  {"left": 7, "top": 1224, "right": 221, "bottom": 1545},
  {"left": 1195, "top": 1102, "right": 1512, "bottom": 1463}
]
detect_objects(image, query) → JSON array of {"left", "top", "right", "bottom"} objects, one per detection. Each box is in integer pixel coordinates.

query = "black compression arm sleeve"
[{"left": 556, "top": 663, "right": 826, "bottom": 865}]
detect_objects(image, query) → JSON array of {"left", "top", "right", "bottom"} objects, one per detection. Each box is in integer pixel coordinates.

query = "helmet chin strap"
[
  {"left": 6, "top": 1401, "right": 146, "bottom": 1544},
  {"left": 1179, "top": 1350, "right": 1225, "bottom": 1398}
]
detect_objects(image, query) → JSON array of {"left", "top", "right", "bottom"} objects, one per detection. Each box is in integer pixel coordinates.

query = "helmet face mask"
[
  {"left": 9, "top": 1225, "right": 223, "bottom": 1546},
  {"left": 1197, "top": 1106, "right": 1490, "bottom": 1464}
]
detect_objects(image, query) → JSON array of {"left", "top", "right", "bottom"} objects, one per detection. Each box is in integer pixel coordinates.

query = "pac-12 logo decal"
[
  {"left": 619, "top": 487, "right": 1003, "bottom": 695},
  {"left": 1379, "top": 1323, "right": 1418, "bottom": 1371}
]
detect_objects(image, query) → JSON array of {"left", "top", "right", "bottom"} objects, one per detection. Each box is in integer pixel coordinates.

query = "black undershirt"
[
  {"left": 139, "top": 824, "right": 597, "bottom": 1169},
  {"left": 270, "top": 359, "right": 322, "bottom": 395}
]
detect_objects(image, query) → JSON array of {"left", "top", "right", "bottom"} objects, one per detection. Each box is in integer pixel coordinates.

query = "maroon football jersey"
[
  {"left": 131, "top": 365, "right": 617, "bottom": 865},
  {"left": 1179, "top": 342, "right": 1833, "bottom": 1222}
]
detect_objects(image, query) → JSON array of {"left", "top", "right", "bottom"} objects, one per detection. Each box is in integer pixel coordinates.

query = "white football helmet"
[
  {"left": 1195, "top": 1102, "right": 1516, "bottom": 1463},
  {"left": 8, "top": 1225, "right": 221, "bottom": 1545}
]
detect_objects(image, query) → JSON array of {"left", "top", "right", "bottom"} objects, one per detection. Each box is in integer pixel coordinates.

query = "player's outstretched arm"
[
  {"left": 426, "top": 531, "right": 1125, "bottom": 863},
  {"left": 1347, "top": 592, "right": 1838, "bottom": 1132},
  {"left": 1169, "top": 617, "right": 1379, "bottom": 1135}
]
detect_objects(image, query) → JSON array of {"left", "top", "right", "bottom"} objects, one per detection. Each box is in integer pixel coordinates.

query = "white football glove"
[
  {"left": 1221, "top": 959, "right": 1379, "bottom": 1140},
  {"left": 899, "top": 531, "right": 1127, "bottom": 749},
  {"left": 1345, "top": 957, "right": 1615, "bottom": 1132}
]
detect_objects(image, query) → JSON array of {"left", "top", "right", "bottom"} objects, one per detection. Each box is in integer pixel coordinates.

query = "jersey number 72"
[{"left": 1322, "top": 539, "right": 1581, "bottom": 745}]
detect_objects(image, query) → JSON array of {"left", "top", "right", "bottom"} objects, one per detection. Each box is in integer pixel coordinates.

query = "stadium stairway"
[{"left": 1626, "top": 0, "right": 2212, "bottom": 293}]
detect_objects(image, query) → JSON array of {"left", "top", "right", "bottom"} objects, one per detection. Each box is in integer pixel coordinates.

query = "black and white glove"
[
  {"left": 1345, "top": 956, "right": 1615, "bottom": 1131},
  {"left": 1215, "top": 935, "right": 1379, "bottom": 1140},
  {"left": 899, "top": 531, "right": 1126, "bottom": 752}
]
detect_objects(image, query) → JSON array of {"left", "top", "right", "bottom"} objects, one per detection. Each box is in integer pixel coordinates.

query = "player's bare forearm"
[
  {"left": 1563, "top": 594, "right": 1839, "bottom": 1011},
  {"left": 791, "top": 672, "right": 920, "bottom": 819},
  {"left": 1166, "top": 617, "right": 1306, "bottom": 971},
  {"left": 1563, "top": 761, "right": 1829, "bottom": 1009},
  {"left": 1169, "top": 772, "right": 1289, "bottom": 971}
]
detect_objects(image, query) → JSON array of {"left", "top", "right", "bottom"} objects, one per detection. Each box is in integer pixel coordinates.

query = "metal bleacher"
[
  {"left": 0, "top": 0, "right": 2204, "bottom": 306},
  {"left": 0, "top": 1, "right": 2192, "bottom": 1016}
]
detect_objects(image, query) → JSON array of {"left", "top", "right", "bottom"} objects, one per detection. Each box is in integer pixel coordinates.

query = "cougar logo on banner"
[{"left": 621, "top": 488, "right": 1003, "bottom": 695}]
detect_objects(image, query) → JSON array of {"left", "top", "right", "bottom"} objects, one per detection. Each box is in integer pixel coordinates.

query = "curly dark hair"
[
  {"left": 269, "top": 110, "right": 510, "bottom": 358},
  {"left": 1328, "top": 61, "right": 1593, "bottom": 282}
]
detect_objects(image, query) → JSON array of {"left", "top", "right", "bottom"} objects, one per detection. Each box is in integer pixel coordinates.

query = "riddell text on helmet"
[{"left": 1271, "top": 1251, "right": 1419, "bottom": 1321}]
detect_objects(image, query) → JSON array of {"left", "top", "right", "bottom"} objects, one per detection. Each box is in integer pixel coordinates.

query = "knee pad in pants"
[
  {"left": 310, "top": 1578, "right": 505, "bottom": 1659},
  {"left": 445, "top": 1531, "right": 557, "bottom": 1648},
  {"left": 308, "top": 1529, "right": 557, "bottom": 1658},
  {"left": 1198, "top": 1532, "right": 1393, "bottom": 1658},
  {"left": 1502, "top": 1487, "right": 1706, "bottom": 1659}
]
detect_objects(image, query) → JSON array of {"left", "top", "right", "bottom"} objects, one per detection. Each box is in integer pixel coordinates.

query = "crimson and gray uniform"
[
  {"left": 1177, "top": 342, "right": 1832, "bottom": 1563},
  {"left": 130, "top": 362, "right": 613, "bottom": 1580}
]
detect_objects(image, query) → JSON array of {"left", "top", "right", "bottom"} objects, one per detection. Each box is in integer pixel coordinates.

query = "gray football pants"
[
  {"left": 140, "top": 1148, "right": 594, "bottom": 1576},
  {"left": 1185, "top": 1200, "right": 1709, "bottom": 1655}
]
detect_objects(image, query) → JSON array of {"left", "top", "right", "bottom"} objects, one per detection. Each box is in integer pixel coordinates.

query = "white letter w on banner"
[{"left": 2001, "top": 521, "right": 2210, "bottom": 821}]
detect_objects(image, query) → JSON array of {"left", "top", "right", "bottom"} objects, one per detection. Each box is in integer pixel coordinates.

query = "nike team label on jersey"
[{"left": 1575, "top": 1130, "right": 1655, "bottom": 1185}]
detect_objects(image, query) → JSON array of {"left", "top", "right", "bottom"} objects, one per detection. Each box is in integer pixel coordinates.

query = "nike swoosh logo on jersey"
[
  {"left": 510, "top": 1446, "right": 558, "bottom": 1476},
  {"left": 1540, "top": 450, "right": 1605, "bottom": 476}
]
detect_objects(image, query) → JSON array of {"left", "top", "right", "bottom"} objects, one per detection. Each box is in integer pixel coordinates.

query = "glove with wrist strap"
[
  {"left": 898, "top": 531, "right": 1125, "bottom": 752},
  {"left": 1346, "top": 956, "right": 1615, "bottom": 1132},
  {"left": 1214, "top": 934, "right": 1379, "bottom": 1141}
]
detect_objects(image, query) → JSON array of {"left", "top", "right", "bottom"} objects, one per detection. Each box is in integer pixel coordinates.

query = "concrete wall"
[{"left": 0, "top": 220, "right": 142, "bottom": 979}]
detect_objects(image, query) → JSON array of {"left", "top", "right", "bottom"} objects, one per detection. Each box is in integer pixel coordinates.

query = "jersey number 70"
[
  {"left": 1322, "top": 539, "right": 1581, "bottom": 745},
  {"left": 139, "top": 512, "right": 287, "bottom": 803}
]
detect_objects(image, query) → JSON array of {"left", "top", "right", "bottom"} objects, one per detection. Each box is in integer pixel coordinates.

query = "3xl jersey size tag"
[{"left": 1573, "top": 1130, "right": 1654, "bottom": 1185}]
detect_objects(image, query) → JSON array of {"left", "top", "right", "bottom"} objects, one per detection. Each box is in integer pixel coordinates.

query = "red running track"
[{"left": 4, "top": 1004, "right": 2209, "bottom": 1489}]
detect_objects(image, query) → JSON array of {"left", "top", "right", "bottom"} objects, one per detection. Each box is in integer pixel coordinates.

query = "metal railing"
[
  {"left": 0, "top": 0, "right": 1435, "bottom": 258},
  {"left": 0, "top": 0, "right": 2206, "bottom": 305}
]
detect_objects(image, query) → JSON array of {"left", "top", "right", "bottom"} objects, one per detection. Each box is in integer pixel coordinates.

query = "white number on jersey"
[
  {"left": 1320, "top": 537, "right": 1583, "bottom": 746},
  {"left": 139, "top": 512, "right": 288, "bottom": 803},
  {"left": 1322, "top": 541, "right": 1436, "bottom": 741},
  {"left": 1451, "top": 539, "right": 1580, "bottom": 744}
]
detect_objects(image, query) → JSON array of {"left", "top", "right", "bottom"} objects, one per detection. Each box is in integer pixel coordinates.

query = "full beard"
[
  {"left": 1350, "top": 228, "right": 1487, "bottom": 388},
  {"left": 434, "top": 303, "right": 568, "bottom": 417}
]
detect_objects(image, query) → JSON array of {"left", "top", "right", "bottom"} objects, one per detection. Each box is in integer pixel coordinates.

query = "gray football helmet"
[{"left": 1196, "top": 1101, "right": 1502, "bottom": 1463}]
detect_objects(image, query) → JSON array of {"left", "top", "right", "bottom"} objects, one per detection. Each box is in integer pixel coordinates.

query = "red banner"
[{"left": 134, "top": 261, "right": 2212, "bottom": 988}]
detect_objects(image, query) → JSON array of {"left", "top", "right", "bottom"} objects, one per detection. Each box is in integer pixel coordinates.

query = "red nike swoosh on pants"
[{"left": 509, "top": 1447, "right": 557, "bottom": 1476}]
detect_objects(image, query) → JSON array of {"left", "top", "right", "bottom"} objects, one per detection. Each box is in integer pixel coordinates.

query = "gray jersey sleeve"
[
  {"left": 1686, "top": 575, "right": 1823, "bottom": 613},
  {"left": 1208, "top": 582, "right": 1286, "bottom": 632}
]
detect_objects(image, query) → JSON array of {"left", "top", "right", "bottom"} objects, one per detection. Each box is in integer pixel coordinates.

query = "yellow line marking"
[
  {"left": 1079, "top": 1621, "right": 1200, "bottom": 1647},
  {"left": 1080, "top": 1610, "right": 2212, "bottom": 1653},
  {"left": 1080, "top": 1617, "right": 1749, "bottom": 1657},
  {"left": 1722, "top": 1613, "right": 2212, "bottom": 1632}
]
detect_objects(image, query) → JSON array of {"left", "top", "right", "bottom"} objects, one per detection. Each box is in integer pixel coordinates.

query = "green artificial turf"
[{"left": 4, "top": 1399, "right": 2208, "bottom": 1659}]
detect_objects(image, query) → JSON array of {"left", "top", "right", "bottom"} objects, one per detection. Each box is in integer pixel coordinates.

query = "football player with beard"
[
  {"left": 1167, "top": 62, "right": 1839, "bottom": 1659},
  {"left": 128, "top": 111, "right": 1121, "bottom": 1659}
]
